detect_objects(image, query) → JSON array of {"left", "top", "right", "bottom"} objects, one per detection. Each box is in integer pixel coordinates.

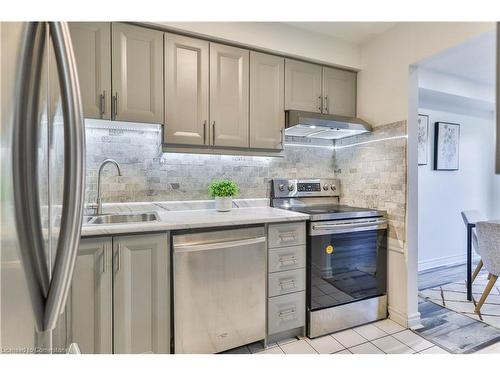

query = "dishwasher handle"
[{"left": 174, "top": 236, "right": 266, "bottom": 253}]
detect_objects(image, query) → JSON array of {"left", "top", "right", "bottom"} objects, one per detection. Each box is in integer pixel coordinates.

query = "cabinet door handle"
[
  {"left": 318, "top": 95, "right": 322, "bottom": 112},
  {"left": 212, "top": 121, "right": 216, "bottom": 146},
  {"left": 324, "top": 95, "right": 329, "bottom": 114},
  {"left": 116, "top": 244, "right": 121, "bottom": 272},
  {"left": 99, "top": 91, "right": 105, "bottom": 117},
  {"left": 102, "top": 248, "right": 106, "bottom": 274},
  {"left": 279, "top": 255, "right": 297, "bottom": 265},
  {"left": 278, "top": 308, "right": 296, "bottom": 320},
  {"left": 203, "top": 120, "right": 207, "bottom": 144},
  {"left": 112, "top": 92, "right": 118, "bottom": 119},
  {"left": 279, "top": 128, "right": 284, "bottom": 150},
  {"left": 279, "top": 232, "right": 297, "bottom": 242},
  {"left": 279, "top": 279, "right": 296, "bottom": 290}
]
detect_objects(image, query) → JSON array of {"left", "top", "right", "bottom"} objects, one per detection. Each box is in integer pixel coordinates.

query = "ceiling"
[
  {"left": 284, "top": 22, "right": 397, "bottom": 44},
  {"left": 419, "top": 31, "right": 495, "bottom": 86}
]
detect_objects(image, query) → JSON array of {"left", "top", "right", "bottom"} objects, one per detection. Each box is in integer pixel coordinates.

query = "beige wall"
[
  {"left": 155, "top": 22, "right": 362, "bottom": 70},
  {"left": 358, "top": 22, "right": 494, "bottom": 126}
]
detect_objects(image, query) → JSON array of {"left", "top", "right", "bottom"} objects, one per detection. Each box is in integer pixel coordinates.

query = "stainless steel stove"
[{"left": 271, "top": 178, "right": 388, "bottom": 338}]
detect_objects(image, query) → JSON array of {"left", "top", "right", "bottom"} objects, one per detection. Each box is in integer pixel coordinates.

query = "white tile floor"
[{"left": 224, "top": 319, "right": 450, "bottom": 354}]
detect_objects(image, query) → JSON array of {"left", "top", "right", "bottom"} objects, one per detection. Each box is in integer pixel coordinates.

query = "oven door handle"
[{"left": 311, "top": 219, "right": 387, "bottom": 235}]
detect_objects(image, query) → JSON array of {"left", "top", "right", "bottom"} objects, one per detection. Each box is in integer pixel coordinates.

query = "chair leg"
[
  {"left": 475, "top": 275, "right": 498, "bottom": 313},
  {"left": 472, "top": 259, "right": 483, "bottom": 283}
]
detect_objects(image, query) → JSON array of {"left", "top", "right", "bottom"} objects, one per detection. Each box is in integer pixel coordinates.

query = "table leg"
[{"left": 467, "top": 224, "right": 473, "bottom": 301}]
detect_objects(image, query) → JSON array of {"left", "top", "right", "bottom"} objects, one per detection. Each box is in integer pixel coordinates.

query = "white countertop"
[{"left": 80, "top": 205, "right": 309, "bottom": 237}]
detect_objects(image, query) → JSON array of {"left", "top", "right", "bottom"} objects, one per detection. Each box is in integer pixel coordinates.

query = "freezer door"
[
  {"left": 0, "top": 22, "right": 85, "bottom": 353},
  {"left": 1, "top": 22, "right": 50, "bottom": 353}
]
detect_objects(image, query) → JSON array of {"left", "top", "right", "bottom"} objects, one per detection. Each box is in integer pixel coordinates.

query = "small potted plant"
[{"left": 208, "top": 179, "right": 239, "bottom": 212}]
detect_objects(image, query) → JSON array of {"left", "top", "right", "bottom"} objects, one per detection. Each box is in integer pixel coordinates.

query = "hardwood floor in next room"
[{"left": 418, "top": 263, "right": 474, "bottom": 291}]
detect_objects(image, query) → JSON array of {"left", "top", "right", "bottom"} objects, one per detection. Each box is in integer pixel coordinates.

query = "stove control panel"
[
  {"left": 271, "top": 178, "right": 340, "bottom": 198},
  {"left": 297, "top": 182, "right": 321, "bottom": 192}
]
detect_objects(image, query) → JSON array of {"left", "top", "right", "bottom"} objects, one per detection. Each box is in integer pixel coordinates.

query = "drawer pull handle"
[
  {"left": 279, "top": 255, "right": 297, "bottom": 265},
  {"left": 279, "top": 232, "right": 296, "bottom": 242},
  {"left": 278, "top": 308, "right": 296, "bottom": 320},
  {"left": 279, "top": 279, "right": 296, "bottom": 290}
]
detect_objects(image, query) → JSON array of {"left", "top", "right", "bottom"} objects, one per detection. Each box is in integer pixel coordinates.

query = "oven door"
[{"left": 307, "top": 218, "right": 387, "bottom": 312}]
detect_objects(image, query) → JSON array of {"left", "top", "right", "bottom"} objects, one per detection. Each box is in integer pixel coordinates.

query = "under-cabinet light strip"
[
  {"left": 284, "top": 143, "right": 334, "bottom": 150},
  {"left": 334, "top": 135, "right": 407, "bottom": 150}
]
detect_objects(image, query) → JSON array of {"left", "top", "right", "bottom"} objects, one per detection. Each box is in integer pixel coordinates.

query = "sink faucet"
[{"left": 94, "top": 159, "right": 122, "bottom": 215}]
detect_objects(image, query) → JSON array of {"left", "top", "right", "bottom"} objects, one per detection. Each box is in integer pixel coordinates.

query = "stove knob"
[
  {"left": 330, "top": 184, "right": 336, "bottom": 191},
  {"left": 288, "top": 184, "right": 295, "bottom": 192},
  {"left": 278, "top": 184, "right": 285, "bottom": 192},
  {"left": 323, "top": 184, "right": 329, "bottom": 191}
]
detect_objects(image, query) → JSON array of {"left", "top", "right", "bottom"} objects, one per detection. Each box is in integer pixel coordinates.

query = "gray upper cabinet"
[
  {"left": 66, "top": 237, "right": 113, "bottom": 354},
  {"left": 112, "top": 23, "right": 164, "bottom": 124},
  {"left": 210, "top": 43, "right": 249, "bottom": 148},
  {"left": 69, "top": 22, "right": 111, "bottom": 120},
  {"left": 285, "top": 58, "right": 357, "bottom": 117},
  {"left": 164, "top": 33, "right": 209, "bottom": 146},
  {"left": 249, "top": 52, "right": 284, "bottom": 150},
  {"left": 322, "top": 67, "right": 356, "bottom": 117},
  {"left": 285, "top": 59, "right": 322, "bottom": 113},
  {"left": 113, "top": 233, "right": 170, "bottom": 354}
]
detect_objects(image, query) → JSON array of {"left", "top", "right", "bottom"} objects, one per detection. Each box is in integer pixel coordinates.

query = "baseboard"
[
  {"left": 388, "top": 306, "right": 422, "bottom": 329},
  {"left": 407, "top": 312, "right": 423, "bottom": 329},
  {"left": 388, "top": 306, "right": 408, "bottom": 328},
  {"left": 418, "top": 253, "right": 480, "bottom": 272}
]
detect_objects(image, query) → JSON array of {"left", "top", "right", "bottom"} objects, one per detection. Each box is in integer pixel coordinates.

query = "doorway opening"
[{"left": 412, "top": 30, "right": 500, "bottom": 352}]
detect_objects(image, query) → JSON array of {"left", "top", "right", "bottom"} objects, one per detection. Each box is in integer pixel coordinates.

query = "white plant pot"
[{"left": 215, "top": 197, "right": 232, "bottom": 212}]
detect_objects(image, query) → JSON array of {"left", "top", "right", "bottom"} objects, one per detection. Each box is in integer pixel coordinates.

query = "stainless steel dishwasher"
[{"left": 173, "top": 226, "right": 267, "bottom": 354}]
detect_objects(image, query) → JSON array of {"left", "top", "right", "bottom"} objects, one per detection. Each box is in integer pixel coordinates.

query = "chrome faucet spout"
[{"left": 95, "top": 159, "right": 122, "bottom": 215}]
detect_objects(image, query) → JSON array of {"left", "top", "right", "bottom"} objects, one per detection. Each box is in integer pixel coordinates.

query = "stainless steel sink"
[{"left": 84, "top": 212, "right": 160, "bottom": 225}]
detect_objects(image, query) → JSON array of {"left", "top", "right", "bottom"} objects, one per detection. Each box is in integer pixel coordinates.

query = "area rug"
[
  {"left": 416, "top": 299, "right": 500, "bottom": 353},
  {"left": 419, "top": 271, "right": 500, "bottom": 329}
]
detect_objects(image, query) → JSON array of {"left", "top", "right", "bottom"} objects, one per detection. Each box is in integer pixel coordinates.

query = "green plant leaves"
[{"left": 208, "top": 179, "right": 239, "bottom": 198}]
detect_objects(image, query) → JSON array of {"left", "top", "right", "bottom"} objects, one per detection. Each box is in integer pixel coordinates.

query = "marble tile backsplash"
[
  {"left": 334, "top": 121, "right": 407, "bottom": 248},
  {"left": 84, "top": 120, "right": 408, "bottom": 250},
  {"left": 84, "top": 121, "right": 336, "bottom": 204}
]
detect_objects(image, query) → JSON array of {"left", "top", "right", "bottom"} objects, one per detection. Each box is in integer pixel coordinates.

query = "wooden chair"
[
  {"left": 461, "top": 210, "right": 486, "bottom": 283},
  {"left": 474, "top": 221, "right": 500, "bottom": 313}
]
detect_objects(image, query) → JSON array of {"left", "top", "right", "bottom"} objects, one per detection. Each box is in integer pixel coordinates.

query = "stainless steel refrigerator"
[{"left": 1, "top": 22, "right": 85, "bottom": 354}]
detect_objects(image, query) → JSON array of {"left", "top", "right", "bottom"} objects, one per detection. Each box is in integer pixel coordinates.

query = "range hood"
[{"left": 285, "top": 110, "right": 372, "bottom": 140}]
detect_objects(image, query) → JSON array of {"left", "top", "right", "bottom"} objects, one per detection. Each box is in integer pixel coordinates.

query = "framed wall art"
[
  {"left": 418, "top": 114, "right": 429, "bottom": 165},
  {"left": 434, "top": 121, "right": 460, "bottom": 171}
]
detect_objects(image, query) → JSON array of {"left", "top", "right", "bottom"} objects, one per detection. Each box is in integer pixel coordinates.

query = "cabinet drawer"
[
  {"left": 268, "top": 245, "right": 305, "bottom": 273},
  {"left": 268, "top": 269, "right": 305, "bottom": 297},
  {"left": 268, "top": 222, "right": 306, "bottom": 248},
  {"left": 268, "top": 291, "right": 305, "bottom": 335}
]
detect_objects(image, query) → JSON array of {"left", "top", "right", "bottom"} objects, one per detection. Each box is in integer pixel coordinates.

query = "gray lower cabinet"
[
  {"left": 267, "top": 222, "right": 306, "bottom": 339},
  {"left": 68, "top": 233, "right": 170, "bottom": 354},
  {"left": 67, "top": 237, "right": 113, "bottom": 354},
  {"left": 113, "top": 233, "right": 170, "bottom": 354}
]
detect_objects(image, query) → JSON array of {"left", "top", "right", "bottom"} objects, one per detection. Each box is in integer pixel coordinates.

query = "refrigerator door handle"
[
  {"left": 12, "top": 22, "right": 51, "bottom": 333},
  {"left": 43, "top": 22, "right": 86, "bottom": 331}
]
